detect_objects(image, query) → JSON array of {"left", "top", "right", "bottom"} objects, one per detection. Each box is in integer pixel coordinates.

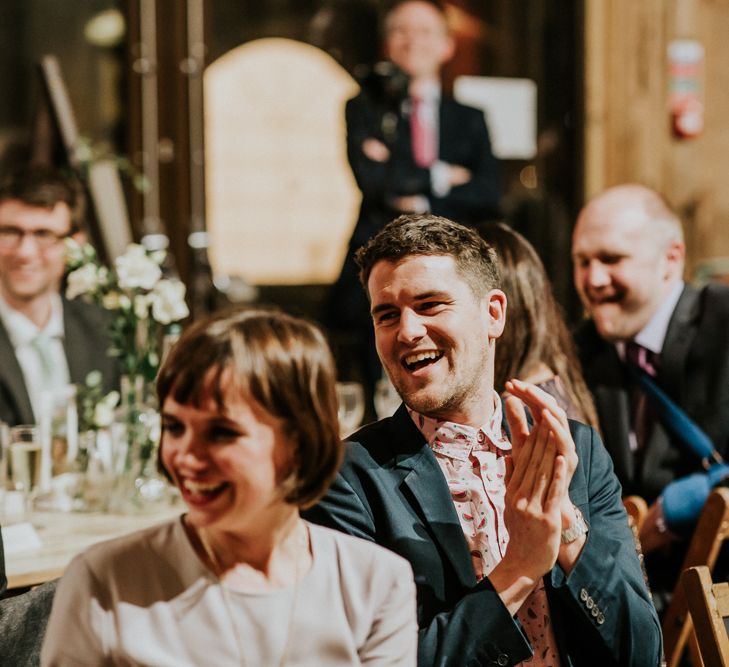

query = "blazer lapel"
[
  {"left": 660, "top": 284, "right": 699, "bottom": 398},
  {"left": 590, "top": 344, "right": 635, "bottom": 487},
  {"left": 0, "top": 319, "right": 34, "bottom": 424},
  {"left": 62, "top": 301, "right": 93, "bottom": 386},
  {"left": 389, "top": 407, "right": 477, "bottom": 589}
]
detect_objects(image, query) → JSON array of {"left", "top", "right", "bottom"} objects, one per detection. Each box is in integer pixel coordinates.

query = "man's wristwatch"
[{"left": 561, "top": 505, "right": 589, "bottom": 544}]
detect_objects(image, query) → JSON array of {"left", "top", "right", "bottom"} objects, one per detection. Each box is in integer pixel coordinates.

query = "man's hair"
[
  {"left": 355, "top": 213, "right": 500, "bottom": 296},
  {"left": 157, "top": 306, "right": 343, "bottom": 509},
  {"left": 0, "top": 166, "right": 85, "bottom": 231}
]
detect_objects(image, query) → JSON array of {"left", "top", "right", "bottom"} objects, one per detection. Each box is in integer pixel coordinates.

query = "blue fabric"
[
  {"left": 662, "top": 463, "right": 729, "bottom": 533},
  {"left": 626, "top": 364, "right": 718, "bottom": 462}
]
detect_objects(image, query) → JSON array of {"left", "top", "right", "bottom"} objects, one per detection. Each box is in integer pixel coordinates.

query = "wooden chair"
[
  {"left": 663, "top": 487, "right": 729, "bottom": 667},
  {"left": 624, "top": 494, "right": 648, "bottom": 533},
  {"left": 681, "top": 566, "right": 729, "bottom": 667}
]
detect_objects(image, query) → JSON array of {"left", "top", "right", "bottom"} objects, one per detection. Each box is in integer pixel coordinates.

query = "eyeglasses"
[{"left": 0, "top": 226, "right": 72, "bottom": 250}]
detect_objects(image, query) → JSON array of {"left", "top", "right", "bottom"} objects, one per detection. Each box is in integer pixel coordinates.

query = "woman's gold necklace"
[{"left": 198, "top": 521, "right": 306, "bottom": 667}]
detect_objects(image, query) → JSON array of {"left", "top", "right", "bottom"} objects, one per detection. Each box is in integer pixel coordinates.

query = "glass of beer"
[{"left": 8, "top": 425, "right": 42, "bottom": 516}]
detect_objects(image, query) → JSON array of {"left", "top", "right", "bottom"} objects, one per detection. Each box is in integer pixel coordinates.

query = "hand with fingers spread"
[
  {"left": 504, "top": 379, "right": 579, "bottom": 529},
  {"left": 489, "top": 394, "right": 568, "bottom": 615}
]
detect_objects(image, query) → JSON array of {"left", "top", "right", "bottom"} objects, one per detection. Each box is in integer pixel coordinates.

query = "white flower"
[
  {"left": 102, "top": 291, "right": 123, "bottom": 310},
  {"left": 150, "top": 250, "right": 167, "bottom": 266},
  {"left": 115, "top": 244, "right": 162, "bottom": 290},
  {"left": 66, "top": 264, "right": 100, "bottom": 299},
  {"left": 93, "top": 390, "right": 120, "bottom": 428},
  {"left": 85, "top": 370, "right": 102, "bottom": 388},
  {"left": 150, "top": 279, "right": 189, "bottom": 324},
  {"left": 64, "top": 238, "right": 86, "bottom": 267},
  {"left": 133, "top": 294, "right": 150, "bottom": 319}
]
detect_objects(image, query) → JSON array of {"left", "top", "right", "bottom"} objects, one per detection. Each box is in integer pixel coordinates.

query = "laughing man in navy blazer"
[{"left": 306, "top": 214, "right": 660, "bottom": 666}]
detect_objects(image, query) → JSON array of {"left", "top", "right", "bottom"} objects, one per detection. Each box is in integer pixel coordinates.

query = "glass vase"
[{"left": 109, "top": 375, "right": 168, "bottom": 514}]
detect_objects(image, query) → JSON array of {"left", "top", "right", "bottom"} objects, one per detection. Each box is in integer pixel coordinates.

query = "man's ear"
[
  {"left": 485, "top": 289, "right": 506, "bottom": 340},
  {"left": 438, "top": 34, "right": 456, "bottom": 67},
  {"left": 665, "top": 239, "right": 686, "bottom": 280}
]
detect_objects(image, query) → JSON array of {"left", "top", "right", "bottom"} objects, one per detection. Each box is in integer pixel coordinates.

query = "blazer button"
[
  {"left": 496, "top": 655, "right": 509, "bottom": 666},
  {"left": 591, "top": 607, "right": 599, "bottom": 618},
  {"left": 586, "top": 597, "right": 594, "bottom": 609},
  {"left": 580, "top": 588, "right": 588, "bottom": 601},
  {"left": 597, "top": 613, "right": 605, "bottom": 625}
]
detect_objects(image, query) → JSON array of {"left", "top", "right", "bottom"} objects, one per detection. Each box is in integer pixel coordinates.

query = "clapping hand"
[{"left": 489, "top": 380, "right": 580, "bottom": 614}]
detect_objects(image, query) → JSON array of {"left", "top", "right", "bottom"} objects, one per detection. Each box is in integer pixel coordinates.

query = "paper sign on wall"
[{"left": 453, "top": 76, "right": 537, "bottom": 160}]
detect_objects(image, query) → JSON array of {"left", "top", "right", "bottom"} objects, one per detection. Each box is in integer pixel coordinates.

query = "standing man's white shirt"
[{"left": 0, "top": 293, "right": 69, "bottom": 421}]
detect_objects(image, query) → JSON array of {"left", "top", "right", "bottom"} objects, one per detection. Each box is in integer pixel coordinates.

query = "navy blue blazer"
[{"left": 305, "top": 406, "right": 661, "bottom": 667}]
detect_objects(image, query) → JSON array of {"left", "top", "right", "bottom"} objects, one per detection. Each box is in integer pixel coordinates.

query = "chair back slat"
[
  {"left": 681, "top": 566, "right": 729, "bottom": 667},
  {"left": 664, "top": 488, "right": 729, "bottom": 667}
]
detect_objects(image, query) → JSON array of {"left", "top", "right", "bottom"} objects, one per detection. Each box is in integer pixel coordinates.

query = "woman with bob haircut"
[{"left": 42, "top": 307, "right": 417, "bottom": 666}]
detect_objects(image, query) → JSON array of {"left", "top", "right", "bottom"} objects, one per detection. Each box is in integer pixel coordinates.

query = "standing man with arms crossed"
[
  {"left": 572, "top": 184, "right": 729, "bottom": 606},
  {"left": 330, "top": 0, "right": 501, "bottom": 404},
  {"left": 307, "top": 214, "right": 660, "bottom": 666}
]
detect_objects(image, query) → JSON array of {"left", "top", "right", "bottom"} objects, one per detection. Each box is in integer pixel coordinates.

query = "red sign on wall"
[{"left": 668, "top": 39, "right": 705, "bottom": 139}]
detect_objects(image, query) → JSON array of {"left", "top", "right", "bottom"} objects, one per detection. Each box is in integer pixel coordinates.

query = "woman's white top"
[{"left": 41, "top": 518, "right": 417, "bottom": 666}]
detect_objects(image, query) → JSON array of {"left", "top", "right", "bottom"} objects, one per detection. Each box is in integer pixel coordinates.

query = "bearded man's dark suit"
[
  {"left": 304, "top": 406, "right": 661, "bottom": 667},
  {"left": 576, "top": 283, "right": 729, "bottom": 503},
  {"left": 576, "top": 282, "right": 729, "bottom": 603},
  {"left": 0, "top": 297, "right": 119, "bottom": 426}
]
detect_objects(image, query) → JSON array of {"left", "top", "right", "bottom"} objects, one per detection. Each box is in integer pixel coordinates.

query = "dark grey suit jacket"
[
  {"left": 305, "top": 406, "right": 661, "bottom": 667},
  {"left": 345, "top": 91, "right": 502, "bottom": 249},
  {"left": 576, "top": 283, "right": 729, "bottom": 503},
  {"left": 0, "top": 297, "right": 119, "bottom": 426},
  {"left": 0, "top": 297, "right": 118, "bottom": 665}
]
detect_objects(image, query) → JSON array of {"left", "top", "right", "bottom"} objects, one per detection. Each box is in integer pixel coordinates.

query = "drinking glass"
[
  {"left": 374, "top": 376, "right": 401, "bottom": 420},
  {"left": 8, "top": 425, "right": 42, "bottom": 517},
  {"left": 336, "top": 382, "right": 365, "bottom": 438},
  {"left": 35, "top": 384, "right": 80, "bottom": 511}
]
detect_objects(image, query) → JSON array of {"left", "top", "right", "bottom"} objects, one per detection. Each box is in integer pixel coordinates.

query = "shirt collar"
[
  {"left": 407, "top": 391, "right": 511, "bottom": 461},
  {"left": 410, "top": 80, "right": 441, "bottom": 104},
  {"left": 0, "top": 293, "right": 64, "bottom": 348},
  {"left": 616, "top": 280, "right": 684, "bottom": 358}
]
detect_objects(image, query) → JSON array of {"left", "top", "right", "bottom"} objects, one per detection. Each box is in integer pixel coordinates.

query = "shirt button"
[
  {"left": 477, "top": 431, "right": 486, "bottom": 444},
  {"left": 580, "top": 588, "right": 588, "bottom": 601}
]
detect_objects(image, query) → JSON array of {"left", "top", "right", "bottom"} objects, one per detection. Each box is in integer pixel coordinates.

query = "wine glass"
[
  {"left": 7, "top": 425, "right": 42, "bottom": 518},
  {"left": 374, "top": 376, "right": 401, "bottom": 420},
  {"left": 336, "top": 382, "right": 365, "bottom": 438}
]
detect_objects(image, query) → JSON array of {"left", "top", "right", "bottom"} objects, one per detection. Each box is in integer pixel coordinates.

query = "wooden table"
[{"left": 5, "top": 504, "right": 184, "bottom": 589}]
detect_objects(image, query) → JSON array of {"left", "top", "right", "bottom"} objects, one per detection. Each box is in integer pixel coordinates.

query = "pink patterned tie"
[{"left": 410, "top": 96, "right": 436, "bottom": 168}]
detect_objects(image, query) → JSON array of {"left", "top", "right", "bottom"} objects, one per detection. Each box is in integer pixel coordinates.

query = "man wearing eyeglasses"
[{"left": 0, "top": 166, "right": 118, "bottom": 426}]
